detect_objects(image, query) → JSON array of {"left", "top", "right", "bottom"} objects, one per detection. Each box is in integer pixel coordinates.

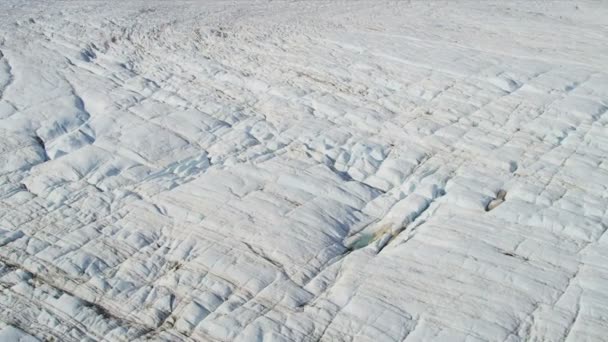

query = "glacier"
[{"left": 0, "top": 1, "right": 607, "bottom": 341}]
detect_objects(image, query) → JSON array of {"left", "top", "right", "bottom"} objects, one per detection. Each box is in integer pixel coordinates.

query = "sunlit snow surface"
[{"left": 1, "top": 1, "right": 608, "bottom": 341}]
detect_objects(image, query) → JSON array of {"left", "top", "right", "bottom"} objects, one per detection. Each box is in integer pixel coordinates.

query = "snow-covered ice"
[{"left": 1, "top": 1, "right": 607, "bottom": 341}]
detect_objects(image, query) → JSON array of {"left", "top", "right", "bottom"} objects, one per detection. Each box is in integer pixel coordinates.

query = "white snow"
[{"left": 1, "top": 0, "right": 607, "bottom": 341}]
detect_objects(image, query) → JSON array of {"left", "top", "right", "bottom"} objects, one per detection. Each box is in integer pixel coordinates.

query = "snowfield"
[{"left": 1, "top": 1, "right": 608, "bottom": 341}]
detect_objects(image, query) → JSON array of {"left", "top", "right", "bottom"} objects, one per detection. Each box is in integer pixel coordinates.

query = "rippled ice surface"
[{"left": 0, "top": 1, "right": 607, "bottom": 341}]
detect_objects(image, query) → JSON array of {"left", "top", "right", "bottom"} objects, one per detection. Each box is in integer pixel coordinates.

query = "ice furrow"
[{"left": 0, "top": 49, "right": 13, "bottom": 101}]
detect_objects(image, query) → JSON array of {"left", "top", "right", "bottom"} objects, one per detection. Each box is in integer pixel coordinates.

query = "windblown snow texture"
[{"left": 1, "top": 1, "right": 607, "bottom": 341}]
